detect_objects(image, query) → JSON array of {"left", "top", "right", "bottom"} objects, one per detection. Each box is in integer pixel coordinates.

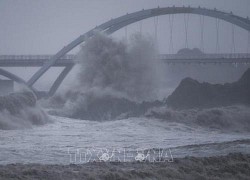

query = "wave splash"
[
  {"left": 76, "top": 32, "right": 160, "bottom": 101},
  {"left": 49, "top": 32, "right": 163, "bottom": 120},
  {"left": 0, "top": 91, "right": 50, "bottom": 130}
]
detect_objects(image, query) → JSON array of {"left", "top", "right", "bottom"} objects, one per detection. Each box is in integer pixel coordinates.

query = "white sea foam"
[{"left": 0, "top": 91, "right": 51, "bottom": 130}]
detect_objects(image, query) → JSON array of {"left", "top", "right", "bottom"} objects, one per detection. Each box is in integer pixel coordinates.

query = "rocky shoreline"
[{"left": 0, "top": 153, "right": 249, "bottom": 180}]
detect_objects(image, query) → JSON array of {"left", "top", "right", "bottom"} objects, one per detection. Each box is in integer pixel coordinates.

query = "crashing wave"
[
  {"left": 47, "top": 32, "right": 163, "bottom": 120},
  {"left": 0, "top": 91, "right": 50, "bottom": 130}
]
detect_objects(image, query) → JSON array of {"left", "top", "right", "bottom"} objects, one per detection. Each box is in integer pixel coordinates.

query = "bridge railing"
[
  {"left": 158, "top": 53, "right": 250, "bottom": 60},
  {"left": 0, "top": 53, "right": 250, "bottom": 66},
  {"left": 0, "top": 54, "right": 76, "bottom": 60}
]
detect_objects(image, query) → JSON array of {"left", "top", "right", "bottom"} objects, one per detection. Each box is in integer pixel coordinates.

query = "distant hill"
[{"left": 177, "top": 48, "right": 204, "bottom": 55}]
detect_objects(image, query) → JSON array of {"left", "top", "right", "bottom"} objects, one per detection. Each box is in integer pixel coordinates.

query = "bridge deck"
[
  {"left": 0, "top": 53, "right": 249, "bottom": 67},
  {"left": 0, "top": 55, "right": 75, "bottom": 67},
  {"left": 159, "top": 53, "right": 250, "bottom": 64}
]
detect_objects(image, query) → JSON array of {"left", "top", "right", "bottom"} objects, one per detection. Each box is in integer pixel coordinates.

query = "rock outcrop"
[{"left": 166, "top": 68, "right": 250, "bottom": 109}]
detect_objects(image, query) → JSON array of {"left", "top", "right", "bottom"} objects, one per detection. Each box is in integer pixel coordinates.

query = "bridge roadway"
[{"left": 0, "top": 53, "right": 250, "bottom": 67}]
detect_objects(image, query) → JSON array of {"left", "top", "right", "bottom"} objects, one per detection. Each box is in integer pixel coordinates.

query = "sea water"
[{"left": 0, "top": 115, "right": 249, "bottom": 164}]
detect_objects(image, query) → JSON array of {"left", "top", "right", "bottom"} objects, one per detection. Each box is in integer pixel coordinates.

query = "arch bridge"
[{"left": 1, "top": 6, "right": 250, "bottom": 98}]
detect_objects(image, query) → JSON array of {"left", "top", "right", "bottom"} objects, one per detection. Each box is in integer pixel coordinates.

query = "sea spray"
[
  {"left": 49, "top": 32, "right": 163, "bottom": 120},
  {"left": 0, "top": 91, "right": 50, "bottom": 130},
  {"left": 76, "top": 32, "right": 160, "bottom": 101}
]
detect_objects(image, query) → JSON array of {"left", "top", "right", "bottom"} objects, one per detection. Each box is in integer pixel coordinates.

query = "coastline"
[{"left": 0, "top": 153, "right": 249, "bottom": 180}]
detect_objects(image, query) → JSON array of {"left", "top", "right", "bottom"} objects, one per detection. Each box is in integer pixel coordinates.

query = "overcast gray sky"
[
  {"left": 0, "top": 0, "right": 250, "bottom": 92},
  {"left": 0, "top": 0, "right": 250, "bottom": 55}
]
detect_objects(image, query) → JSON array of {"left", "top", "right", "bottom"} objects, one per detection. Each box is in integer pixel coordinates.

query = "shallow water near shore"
[{"left": 0, "top": 115, "right": 250, "bottom": 164}]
